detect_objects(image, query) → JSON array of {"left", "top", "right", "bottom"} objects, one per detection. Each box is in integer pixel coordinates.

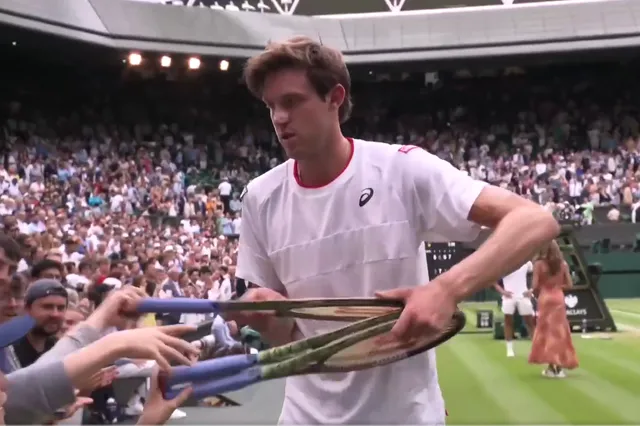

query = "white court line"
[
  {"left": 610, "top": 309, "right": 640, "bottom": 319},
  {"left": 616, "top": 323, "right": 640, "bottom": 332}
]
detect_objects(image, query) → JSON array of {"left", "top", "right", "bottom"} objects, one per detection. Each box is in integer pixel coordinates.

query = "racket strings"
[
  {"left": 261, "top": 310, "right": 403, "bottom": 365},
  {"left": 255, "top": 316, "right": 398, "bottom": 378},
  {"left": 261, "top": 318, "right": 399, "bottom": 380},
  {"left": 305, "top": 310, "right": 467, "bottom": 373}
]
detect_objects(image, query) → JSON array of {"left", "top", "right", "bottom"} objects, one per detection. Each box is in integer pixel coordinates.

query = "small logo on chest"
[{"left": 359, "top": 188, "right": 374, "bottom": 207}]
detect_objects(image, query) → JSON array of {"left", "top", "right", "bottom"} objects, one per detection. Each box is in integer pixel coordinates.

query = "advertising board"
[{"left": 425, "top": 239, "right": 617, "bottom": 332}]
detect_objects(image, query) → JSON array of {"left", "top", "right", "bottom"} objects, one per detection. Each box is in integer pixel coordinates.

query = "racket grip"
[
  {"left": 166, "top": 354, "right": 259, "bottom": 386},
  {"left": 136, "top": 298, "right": 220, "bottom": 314},
  {"left": 166, "top": 368, "right": 262, "bottom": 400}
]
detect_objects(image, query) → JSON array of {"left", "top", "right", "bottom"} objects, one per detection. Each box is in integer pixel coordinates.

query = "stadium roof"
[
  {"left": 154, "top": 0, "right": 570, "bottom": 16},
  {"left": 0, "top": 0, "right": 639, "bottom": 63}
]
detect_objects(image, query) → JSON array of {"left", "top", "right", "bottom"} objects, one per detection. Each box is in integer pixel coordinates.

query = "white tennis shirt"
[
  {"left": 502, "top": 261, "right": 533, "bottom": 297},
  {"left": 237, "top": 139, "right": 487, "bottom": 424}
]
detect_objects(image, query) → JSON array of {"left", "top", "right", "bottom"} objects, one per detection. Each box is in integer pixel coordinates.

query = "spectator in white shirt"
[{"left": 218, "top": 178, "right": 232, "bottom": 213}]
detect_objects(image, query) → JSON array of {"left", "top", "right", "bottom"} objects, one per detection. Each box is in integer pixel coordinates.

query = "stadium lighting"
[
  {"left": 219, "top": 60, "right": 229, "bottom": 71},
  {"left": 128, "top": 53, "right": 142, "bottom": 66},
  {"left": 11, "top": 41, "right": 16, "bottom": 46},
  {"left": 188, "top": 57, "right": 201, "bottom": 70},
  {"left": 160, "top": 56, "right": 172, "bottom": 67}
]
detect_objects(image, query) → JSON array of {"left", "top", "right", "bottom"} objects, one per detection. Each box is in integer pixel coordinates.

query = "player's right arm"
[{"left": 234, "top": 187, "right": 297, "bottom": 346}]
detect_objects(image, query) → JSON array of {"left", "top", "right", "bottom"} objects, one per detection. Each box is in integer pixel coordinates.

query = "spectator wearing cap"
[{"left": 5, "top": 279, "right": 68, "bottom": 371}]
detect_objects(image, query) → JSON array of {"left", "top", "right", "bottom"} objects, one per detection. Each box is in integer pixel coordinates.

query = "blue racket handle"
[
  {"left": 165, "top": 368, "right": 263, "bottom": 400},
  {"left": 167, "top": 354, "right": 259, "bottom": 387},
  {"left": 136, "top": 298, "right": 221, "bottom": 314}
]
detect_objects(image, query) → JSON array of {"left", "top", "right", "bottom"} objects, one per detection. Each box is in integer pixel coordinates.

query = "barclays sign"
[{"left": 564, "top": 294, "right": 588, "bottom": 317}]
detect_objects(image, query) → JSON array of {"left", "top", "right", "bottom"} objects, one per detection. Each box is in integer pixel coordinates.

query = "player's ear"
[{"left": 327, "top": 84, "right": 345, "bottom": 113}]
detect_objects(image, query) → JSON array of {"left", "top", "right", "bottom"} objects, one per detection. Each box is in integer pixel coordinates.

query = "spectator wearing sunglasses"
[{"left": 5, "top": 279, "right": 68, "bottom": 370}]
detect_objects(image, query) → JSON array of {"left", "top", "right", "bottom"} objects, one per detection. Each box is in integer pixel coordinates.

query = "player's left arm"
[{"left": 398, "top": 146, "right": 560, "bottom": 303}]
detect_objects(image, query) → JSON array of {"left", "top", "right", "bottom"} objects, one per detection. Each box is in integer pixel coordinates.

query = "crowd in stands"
[
  {"left": 349, "top": 63, "right": 640, "bottom": 224},
  {"left": 2, "top": 47, "right": 640, "bottom": 424}
]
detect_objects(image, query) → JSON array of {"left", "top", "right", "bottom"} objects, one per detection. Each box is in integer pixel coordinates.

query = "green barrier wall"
[
  {"left": 597, "top": 274, "right": 640, "bottom": 298},
  {"left": 587, "top": 252, "right": 640, "bottom": 298},
  {"left": 466, "top": 253, "right": 640, "bottom": 301}
]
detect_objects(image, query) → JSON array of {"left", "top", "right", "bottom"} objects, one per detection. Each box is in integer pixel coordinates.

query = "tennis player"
[
  {"left": 494, "top": 261, "right": 536, "bottom": 357},
  {"left": 233, "top": 36, "right": 560, "bottom": 424}
]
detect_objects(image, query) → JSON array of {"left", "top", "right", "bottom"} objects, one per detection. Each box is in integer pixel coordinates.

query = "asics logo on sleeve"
[{"left": 359, "top": 188, "right": 374, "bottom": 207}]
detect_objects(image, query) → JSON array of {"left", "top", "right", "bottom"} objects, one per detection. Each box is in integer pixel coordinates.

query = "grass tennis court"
[{"left": 438, "top": 299, "right": 640, "bottom": 425}]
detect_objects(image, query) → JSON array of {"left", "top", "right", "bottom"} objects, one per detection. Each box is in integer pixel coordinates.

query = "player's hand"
[
  {"left": 503, "top": 291, "right": 514, "bottom": 298},
  {"left": 523, "top": 290, "right": 533, "bottom": 298},
  {"left": 376, "top": 281, "right": 457, "bottom": 341},
  {"left": 224, "top": 287, "right": 286, "bottom": 329},
  {"left": 225, "top": 288, "right": 295, "bottom": 345},
  {"left": 137, "top": 368, "right": 192, "bottom": 426}
]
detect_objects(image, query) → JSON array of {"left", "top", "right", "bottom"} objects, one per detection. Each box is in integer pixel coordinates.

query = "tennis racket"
[
  {"left": 136, "top": 297, "right": 405, "bottom": 321},
  {"left": 159, "top": 309, "right": 466, "bottom": 399}
]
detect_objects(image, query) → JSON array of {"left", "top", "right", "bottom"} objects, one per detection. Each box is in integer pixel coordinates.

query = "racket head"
[
  {"left": 284, "top": 305, "right": 402, "bottom": 321},
  {"left": 303, "top": 310, "right": 466, "bottom": 374},
  {"left": 224, "top": 298, "right": 404, "bottom": 321}
]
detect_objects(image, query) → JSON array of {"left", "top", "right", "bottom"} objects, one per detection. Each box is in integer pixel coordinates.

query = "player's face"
[{"left": 262, "top": 68, "right": 333, "bottom": 159}]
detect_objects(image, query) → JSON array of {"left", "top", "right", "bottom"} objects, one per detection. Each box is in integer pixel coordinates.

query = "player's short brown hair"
[{"left": 244, "top": 36, "right": 353, "bottom": 123}]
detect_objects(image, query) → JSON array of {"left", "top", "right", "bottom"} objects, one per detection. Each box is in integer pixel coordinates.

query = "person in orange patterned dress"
[{"left": 528, "top": 241, "right": 579, "bottom": 378}]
